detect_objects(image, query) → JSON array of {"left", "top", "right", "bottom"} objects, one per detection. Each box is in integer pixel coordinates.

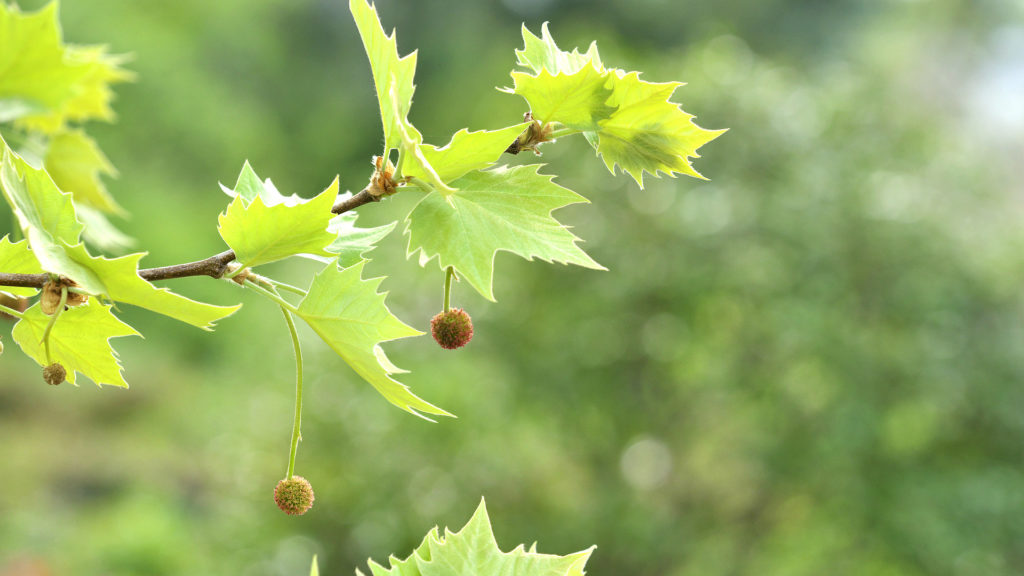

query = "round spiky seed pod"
[
  {"left": 430, "top": 308, "right": 473, "bottom": 349},
  {"left": 274, "top": 476, "right": 314, "bottom": 515},
  {"left": 43, "top": 362, "right": 66, "bottom": 386}
]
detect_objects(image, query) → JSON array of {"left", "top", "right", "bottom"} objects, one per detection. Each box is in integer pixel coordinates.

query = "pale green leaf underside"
[
  {"left": 403, "top": 123, "right": 530, "bottom": 184},
  {"left": 0, "top": 235, "right": 42, "bottom": 297},
  {"left": 349, "top": 0, "right": 417, "bottom": 156},
  {"left": 218, "top": 182, "right": 337, "bottom": 269},
  {"left": 405, "top": 165, "right": 603, "bottom": 301},
  {"left": 296, "top": 261, "right": 450, "bottom": 419},
  {"left": 326, "top": 210, "right": 397, "bottom": 268},
  {"left": 359, "top": 499, "right": 595, "bottom": 576},
  {"left": 12, "top": 300, "right": 140, "bottom": 387}
]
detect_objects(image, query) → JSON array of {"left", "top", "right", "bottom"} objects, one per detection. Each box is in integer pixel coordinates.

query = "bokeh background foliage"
[{"left": 3, "top": 0, "right": 1024, "bottom": 574}]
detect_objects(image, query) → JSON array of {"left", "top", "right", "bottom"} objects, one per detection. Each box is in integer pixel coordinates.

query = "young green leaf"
[
  {"left": 596, "top": 70, "right": 726, "bottom": 186},
  {"left": 1, "top": 142, "right": 105, "bottom": 291},
  {"left": 62, "top": 244, "right": 240, "bottom": 331},
  {"left": 12, "top": 300, "right": 140, "bottom": 387},
  {"left": 509, "top": 66, "right": 613, "bottom": 132},
  {"left": 310, "top": 556, "right": 319, "bottom": 576},
  {"left": 325, "top": 209, "right": 397, "bottom": 268},
  {"left": 218, "top": 165, "right": 337, "bottom": 268},
  {"left": 0, "top": 235, "right": 42, "bottom": 297},
  {"left": 509, "top": 25, "right": 725, "bottom": 187},
  {"left": 349, "top": 0, "right": 417, "bottom": 157},
  {"left": 294, "top": 261, "right": 450, "bottom": 419},
  {"left": 0, "top": 3, "right": 90, "bottom": 124},
  {"left": 43, "top": 129, "right": 122, "bottom": 214},
  {"left": 402, "top": 123, "right": 531, "bottom": 184},
  {"left": 405, "top": 165, "right": 603, "bottom": 301},
  {"left": 1, "top": 141, "right": 84, "bottom": 247},
  {"left": 515, "top": 23, "right": 603, "bottom": 76},
  {"left": 358, "top": 499, "right": 595, "bottom": 576}
]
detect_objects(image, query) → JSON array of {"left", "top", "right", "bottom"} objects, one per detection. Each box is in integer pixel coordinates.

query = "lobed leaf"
[
  {"left": 402, "top": 123, "right": 530, "bottom": 184},
  {"left": 359, "top": 499, "right": 595, "bottom": 576},
  {"left": 404, "top": 165, "right": 603, "bottom": 302},
  {"left": 509, "top": 25, "right": 725, "bottom": 187},
  {"left": 349, "top": 0, "right": 418, "bottom": 157},
  {"left": 295, "top": 261, "right": 450, "bottom": 419},
  {"left": 63, "top": 244, "right": 240, "bottom": 331},
  {"left": 0, "top": 3, "right": 89, "bottom": 124},
  {"left": 12, "top": 300, "right": 140, "bottom": 387},
  {"left": 596, "top": 70, "right": 727, "bottom": 186},
  {"left": 325, "top": 209, "right": 397, "bottom": 268},
  {"left": 218, "top": 163, "right": 338, "bottom": 269}
]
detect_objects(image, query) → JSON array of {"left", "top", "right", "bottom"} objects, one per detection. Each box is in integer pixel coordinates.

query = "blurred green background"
[{"left": 3, "top": 0, "right": 1024, "bottom": 574}]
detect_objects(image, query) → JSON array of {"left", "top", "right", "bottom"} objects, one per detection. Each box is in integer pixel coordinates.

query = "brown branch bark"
[{"left": 0, "top": 185, "right": 382, "bottom": 289}]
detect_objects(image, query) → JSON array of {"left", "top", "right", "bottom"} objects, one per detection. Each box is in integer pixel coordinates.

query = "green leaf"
[
  {"left": 515, "top": 23, "right": 603, "bottom": 76},
  {"left": 218, "top": 163, "right": 337, "bottom": 268},
  {"left": 0, "top": 3, "right": 90, "bottom": 124},
  {"left": 325, "top": 209, "right": 397, "bottom": 268},
  {"left": 510, "top": 65, "right": 614, "bottom": 132},
  {"left": 1, "top": 140, "right": 83, "bottom": 246},
  {"left": 63, "top": 243, "right": 240, "bottom": 331},
  {"left": 76, "top": 203, "right": 134, "bottom": 252},
  {"left": 349, "top": 0, "right": 417, "bottom": 157},
  {"left": 0, "top": 235, "right": 42, "bottom": 297},
  {"left": 12, "top": 300, "right": 140, "bottom": 387},
  {"left": 402, "top": 124, "right": 530, "bottom": 184},
  {"left": 359, "top": 499, "right": 595, "bottom": 576},
  {"left": 405, "top": 165, "right": 603, "bottom": 301},
  {"left": 1, "top": 141, "right": 104, "bottom": 290},
  {"left": 310, "top": 556, "right": 319, "bottom": 576},
  {"left": 294, "top": 261, "right": 450, "bottom": 419},
  {"left": 43, "top": 129, "right": 122, "bottom": 214},
  {"left": 596, "top": 70, "right": 726, "bottom": 187},
  {"left": 509, "top": 25, "right": 725, "bottom": 187}
]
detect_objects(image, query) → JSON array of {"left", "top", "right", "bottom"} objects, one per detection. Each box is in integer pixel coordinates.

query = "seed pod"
[
  {"left": 43, "top": 362, "right": 66, "bottom": 386},
  {"left": 430, "top": 308, "right": 474, "bottom": 350},
  {"left": 274, "top": 475, "right": 315, "bottom": 515}
]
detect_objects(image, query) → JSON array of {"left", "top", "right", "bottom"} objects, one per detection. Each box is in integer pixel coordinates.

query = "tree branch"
[{"left": 0, "top": 185, "right": 382, "bottom": 289}]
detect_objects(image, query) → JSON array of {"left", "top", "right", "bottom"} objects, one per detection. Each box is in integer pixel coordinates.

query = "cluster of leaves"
[
  {"left": 1, "top": 0, "right": 720, "bottom": 420},
  {"left": 308, "top": 499, "right": 594, "bottom": 576}
]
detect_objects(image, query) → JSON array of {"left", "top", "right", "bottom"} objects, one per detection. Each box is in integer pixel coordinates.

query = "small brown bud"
[{"left": 40, "top": 278, "right": 87, "bottom": 315}]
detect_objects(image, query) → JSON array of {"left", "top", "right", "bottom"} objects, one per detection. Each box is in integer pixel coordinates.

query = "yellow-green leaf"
[
  {"left": 405, "top": 165, "right": 603, "bottom": 302},
  {"left": 12, "top": 300, "right": 140, "bottom": 387},
  {"left": 295, "top": 261, "right": 450, "bottom": 419}
]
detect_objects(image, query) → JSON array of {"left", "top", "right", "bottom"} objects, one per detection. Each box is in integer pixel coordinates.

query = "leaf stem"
[
  {"left": 0, "top": 302, "right": 24, "bottom": 319},
  {"left": 443, "top": 266, "right": 454, "bottom": 312},
  {"left": 280, "top": 303, "right": 304, "bottom": 480},
  {"left": 41, "top": 285, "right": 68, "bottom": 363},
  {"left": 549, "top": 127, "right": 581, "bottom": 139},
  {"left": 239, "top": 277, "right": 299, "bottom": 313}
]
